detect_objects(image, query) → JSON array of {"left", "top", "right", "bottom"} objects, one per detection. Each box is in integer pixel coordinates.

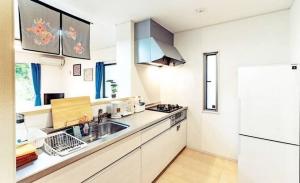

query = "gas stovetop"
[{"left": 146, "top": 104, "right": 183, "bottom": 113}]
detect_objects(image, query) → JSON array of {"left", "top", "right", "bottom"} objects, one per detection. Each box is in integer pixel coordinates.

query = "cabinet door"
[
  {"left": 85, "top": 148, "right": 141, "bottom": 183},
  {"left": 141, "top": 128, "right": 172, "bottom": 183},
  {"left": 238, "top": 136, "right": 299, "bottom": 183},
  {"left": 35, "top": 133, "right": 141, "bottom": 183},
  {"left": 141, "top": 120, "right": 187, "bottom": 183},
  {"left": 170, "top": 120, "right": 187, "bottom": 156}
]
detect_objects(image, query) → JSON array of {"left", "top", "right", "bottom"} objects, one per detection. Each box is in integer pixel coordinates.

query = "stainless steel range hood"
[{"left": 135, "top": 19, "right": 185, "bottom": 66}]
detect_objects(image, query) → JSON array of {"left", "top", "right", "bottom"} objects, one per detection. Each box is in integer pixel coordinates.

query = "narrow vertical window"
[{"left": 204, "top": 52, "right": 218, "bottom": 112}]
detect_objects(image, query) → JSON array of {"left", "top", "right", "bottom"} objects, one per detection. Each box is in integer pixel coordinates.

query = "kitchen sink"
[{"left": 82, "top": 121, "right": 129, "bottom": 143}]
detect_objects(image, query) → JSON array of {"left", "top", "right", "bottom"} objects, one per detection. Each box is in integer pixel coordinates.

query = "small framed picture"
[
  {"left": 84, "top": 68, "right": 93, "bottom": 81},
  {"left": 73, "top": 64, "right": 81, "bottom": 76}
]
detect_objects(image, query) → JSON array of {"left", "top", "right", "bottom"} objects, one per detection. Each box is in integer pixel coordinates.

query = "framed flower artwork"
[
  {"left": 62, "top": 14, "right": 91, "bottom": 60},
  {"left": 73, "top": 64, "right": 81, "bottom": 76},
  {"left": 84, "top": 68, "right": 93, "bottom": 81},
  {"left": 18, "top": 0, "right": 60, "bottom": 54}
]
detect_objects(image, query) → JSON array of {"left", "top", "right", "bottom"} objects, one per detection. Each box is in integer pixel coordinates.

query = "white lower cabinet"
[
  {"left": 84, "top": 148, "right": 141, "bottom": 183},
  {"left": 141, "top": 127, "right": 172, "bottom": 183},
  {"left": 34, "top": 116, "right": 187, "bottom": 183},
  {"left": 169, "top": 120, "right": 187, "bottom": 159},
  {"left": 34, "top": 133, "right": 141, "bottom": 183},
  {"left": 141, "top": 120, "right": 187, "bottom": 183}
]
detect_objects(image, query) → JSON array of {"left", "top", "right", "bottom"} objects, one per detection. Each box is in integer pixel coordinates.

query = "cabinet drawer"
[
  {"left": 84, "top": 148, "right": 141, "bottom": 183},
  {"left": 34, "top": 133, "right": 141, "bottom": 183},
  {"left": 141, "top": 118, "right": 170, "bottom": 144}
]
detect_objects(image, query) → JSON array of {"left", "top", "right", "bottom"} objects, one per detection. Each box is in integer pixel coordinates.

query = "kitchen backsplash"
[{"left": 24, "top": 102, "right": 112, "bottom": 129}]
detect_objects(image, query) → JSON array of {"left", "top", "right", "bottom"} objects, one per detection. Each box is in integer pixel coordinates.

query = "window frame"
[
  {"left": 15, "top": 63, "right": 35, "bottom": 109},
  {"left": 102, "top": 63, "right": 117, "bottom": 98},
  {"left": 203, "top": 51, "right": 219, "bottom": 112}
]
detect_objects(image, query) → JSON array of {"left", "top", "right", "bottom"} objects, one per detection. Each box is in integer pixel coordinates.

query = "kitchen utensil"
[
  {"left": 27, "top": 128, "right": 47, "bottom": 148},
  {"left": 44, "top": 131, "right": 87, "bottom": 156},
  {"left": 16, "top": 113, "right": 28, "bottom": 146},
  {"left": 16, "top": 143, "right": 36, "bottom": 158},
  {"left": 16, "top": 152, "right": 38, "bottom": 168},
  {"left": 51, "top": 96, "right": 93, "bottom": 129}
]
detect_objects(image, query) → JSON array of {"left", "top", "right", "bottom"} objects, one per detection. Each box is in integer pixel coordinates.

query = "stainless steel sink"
[{"left": 82, "top": 121, "right": 129, "bottom": 143}]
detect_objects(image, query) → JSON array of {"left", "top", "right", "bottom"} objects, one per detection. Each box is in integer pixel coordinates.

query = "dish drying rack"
[{"left": 44, "top": 132, "right": 87, "bottom": 156}]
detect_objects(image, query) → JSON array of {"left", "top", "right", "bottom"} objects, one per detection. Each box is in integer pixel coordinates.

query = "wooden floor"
[{"left": 155, "top": 148, "right": 237, "bottom": 183}]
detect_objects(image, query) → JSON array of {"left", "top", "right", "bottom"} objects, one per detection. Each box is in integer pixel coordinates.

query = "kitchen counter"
[{"left": 16, "top": 107, "right": 187, "bottom": 183}]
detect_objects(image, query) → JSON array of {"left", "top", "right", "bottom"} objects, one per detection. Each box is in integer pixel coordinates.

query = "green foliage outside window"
[{"left": 15, "top": 64, "right": 34, "bottom": 108}]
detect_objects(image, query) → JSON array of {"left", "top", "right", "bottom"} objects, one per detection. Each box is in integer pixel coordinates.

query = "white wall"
[
  {"left": 62, "top": 58, "right": 96, "bottom": 99},
  {"left": 290, "top": 0, "right": 300, "bottom": 63},
  {"left": 15, "top": 51, "right": 66, "bottom": 106},
  {"left": 63, "top": 46, "right": 116, "bottom": 100},
  {"left": 41, "top": 65, "right": 65, "bottom": 104},
  {"left": 115, "top": 21, "right": 134, "bottom": 98},
  {"left": 115, "top": 21, "right": 161, "bottom": 104},
  {"left": 15, "top": 46, "right": 116, "bottom": 105},
  {"left": 133, "top": 65, "right": 161, "bottom": 104},
  {"left": 160, "top": 10, "right": 290, "bottom": 159},
  {"left": 91, "top": 46, "right": 116, "bottom": 62}
]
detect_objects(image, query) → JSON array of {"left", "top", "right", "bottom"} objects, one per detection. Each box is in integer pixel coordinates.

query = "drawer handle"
[{"left": 177, "top": 125, "right": 181, "bottom": 131}]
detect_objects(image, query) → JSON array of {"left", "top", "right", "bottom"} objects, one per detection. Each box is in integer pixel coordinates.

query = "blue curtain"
[
  {"left": 95, "top": 62, "right": 104, "bottom": 99},
  {"left": 31, "top": 63, "right": 42, "bottom": 106}
]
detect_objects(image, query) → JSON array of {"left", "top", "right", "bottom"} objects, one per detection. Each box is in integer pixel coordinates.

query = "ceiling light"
[{"left": 195, "top": 8, "right": 205, "bottom": 14}]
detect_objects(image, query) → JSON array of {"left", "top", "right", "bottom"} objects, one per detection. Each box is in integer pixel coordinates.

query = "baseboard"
[{"left": 186, "top": 146, "right": 237, "bottom": 162}]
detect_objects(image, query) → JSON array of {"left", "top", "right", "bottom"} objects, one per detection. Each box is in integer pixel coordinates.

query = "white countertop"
[{"left": 16, "top": 108, "right": 187, "bottom": 183}]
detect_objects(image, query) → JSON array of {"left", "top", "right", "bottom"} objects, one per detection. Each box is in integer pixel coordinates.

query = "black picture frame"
[
  {"left": 18, "top": 0, "right": 60, "bottom": 55},
  {"left": 61, "top": 14, "right": 91, "bottom": 60},
  {"left": 73, "top": 64, "right": 81, "bottom": 76}
]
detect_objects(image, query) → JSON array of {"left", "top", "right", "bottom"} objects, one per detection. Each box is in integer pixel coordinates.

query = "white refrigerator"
[{"left": 238, "top": 65, "right": 300, "bottom": 183}]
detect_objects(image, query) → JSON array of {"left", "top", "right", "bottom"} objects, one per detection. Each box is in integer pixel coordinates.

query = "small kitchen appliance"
[
  {"left": 122, "top": 100, "right": 135, "bottom": 116},
  {"left": 110, "top": 101, "right": 123, "bottom": 119},
  {"left": 147, "top": 104, "right": 183, "bottom": 113},
  {"left": 134, "top": 96, "right": 146, "bottom": 113}
]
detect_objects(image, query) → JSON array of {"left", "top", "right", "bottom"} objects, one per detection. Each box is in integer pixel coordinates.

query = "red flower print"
[
  {"left": 67, "top": 26, "right": 77, "bottom": 40},
  {"left": 26, "top": 18, "right": 56, "bottom": 46},
  {"left": 73, "top": 42, "right": 85, "bottom": 55}
]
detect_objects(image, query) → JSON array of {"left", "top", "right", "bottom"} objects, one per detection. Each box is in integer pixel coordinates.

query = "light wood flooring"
[{"left": 155, "top": 148, "right": 237, "bottom": 183}]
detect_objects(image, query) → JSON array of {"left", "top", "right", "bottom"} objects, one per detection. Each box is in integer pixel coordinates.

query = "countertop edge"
[{"left": 17, "top": 107, "right": 188, "bottom": 183}]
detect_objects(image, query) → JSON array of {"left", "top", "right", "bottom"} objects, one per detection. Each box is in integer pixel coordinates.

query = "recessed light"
[{"left": 195, "top": 8, "right": 205, "bottom": 14}]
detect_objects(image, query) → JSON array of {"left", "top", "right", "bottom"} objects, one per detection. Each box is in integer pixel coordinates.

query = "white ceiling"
[{"left": 40, "top": 0, "right": 293, "bottom": 50}]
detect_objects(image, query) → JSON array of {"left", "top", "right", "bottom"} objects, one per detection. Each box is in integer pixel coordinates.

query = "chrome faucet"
[{"left": 97, "top": 109, "right": 108, "bottom": 124}]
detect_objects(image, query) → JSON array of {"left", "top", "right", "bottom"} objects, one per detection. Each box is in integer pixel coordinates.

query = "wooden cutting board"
[{"left": 51, "top": 96, "right": 93, "bottom": 129}]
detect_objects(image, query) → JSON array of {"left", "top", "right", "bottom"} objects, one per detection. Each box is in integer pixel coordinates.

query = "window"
[
  {"left": 103, "top": 63, "right": 118, "bottom": 98},
  {"left": 15, "top": 63, "right": 34, "bottom": 109},
  {"left": 203, "top": 52, "right": 218, "bottom": 112}
]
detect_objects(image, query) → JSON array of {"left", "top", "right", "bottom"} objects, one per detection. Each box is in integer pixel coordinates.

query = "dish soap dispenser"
[{"left": 16, "top": 113, "right": 28, "bottom": 146}]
